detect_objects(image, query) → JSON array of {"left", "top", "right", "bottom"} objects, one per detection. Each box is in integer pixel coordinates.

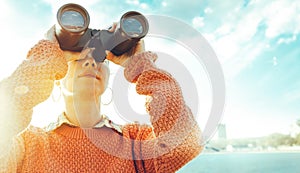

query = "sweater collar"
[{"left": 45, "top": 112, "right": 123, "bottom": 133}]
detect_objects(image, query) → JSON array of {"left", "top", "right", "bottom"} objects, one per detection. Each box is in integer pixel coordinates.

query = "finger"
[
  {"left": 134, "top": 40, "right": 145, "bottom": 54},
  {"left": 152, "top": 53, "right": 158, "bottom": 62},
  {"left": 108, "top": 22, "right": 118, "bottom": 32},
  {"left": 105, "top": 50, "right": 114, "bottom": 61},
  {"left": 79, "top": 48, "right": 95, "bottom": 59},
  {"left": 45, "top": 25, "right": 58, "bottom": 43},
  {"left": 63, "top": 51, "right": 81, "bottom": 62}
]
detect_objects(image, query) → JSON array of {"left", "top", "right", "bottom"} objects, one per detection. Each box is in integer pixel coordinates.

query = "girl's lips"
[{"left": 78, "top": 73, "right": 101, "bottom": 80}]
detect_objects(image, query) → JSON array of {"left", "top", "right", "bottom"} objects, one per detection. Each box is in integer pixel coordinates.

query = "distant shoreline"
[{"left": 202, "top": 150, "right": 300, "bottom": 155}]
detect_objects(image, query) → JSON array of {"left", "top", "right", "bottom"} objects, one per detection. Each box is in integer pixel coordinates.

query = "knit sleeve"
[
  {"left": 0, "top": 135, "right": 25, "bottom": 172},
  {"left": 123, "top": 52, "right": 203, "bottom": 172},
  {"left": 0, "top": 39, "right": 67, "bottom": 171}
]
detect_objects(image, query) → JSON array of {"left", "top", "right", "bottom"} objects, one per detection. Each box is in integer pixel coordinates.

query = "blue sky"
[{"left": 1, "top": 0, "right": 299, "bottom": 139}]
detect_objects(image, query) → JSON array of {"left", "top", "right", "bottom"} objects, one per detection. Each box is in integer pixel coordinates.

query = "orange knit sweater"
[{"left": 0, "top": 41, "right": 203, "bottom": 173}]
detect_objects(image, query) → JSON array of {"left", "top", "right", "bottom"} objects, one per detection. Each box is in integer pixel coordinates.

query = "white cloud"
[
  {"left": 204, "top": 7, "right": 213, "bottom": 14},
  {"left": 277, "top": 34, "right": 297, "bottom": 44},
  {"left": 125, "top": 0, "right": 139, "bottom": 5},
  {"left": 273, "top": 56, "right": 278, "bottom": 66},
  {"left": 125, "top": 0, "right": 149, "bottom": 10},
  {"left": 42, "top": 0, "right": 99, "bottom": 15},
  {"left": 224, "top": 41, "right": 266, "bottom": 79},
  {"left": 140, "top": 3, "right": 149, "bottom": 9},
  {"left": 162, "top": 1, "right": 167, "bottom": 7},
  {"left": 213, "top": 35, "right": 239, "bottom": 63},
  {"left": 263, "top": 0, "right": 300, "bottom": 38},
  {"left": 199, "top": 0, "right": 300, "bottom": 80},
  {"left": 215, "top": 24, "right": 231, "bottom": 35},
  {"left": 192, "top": 16, "right": 204, "bottom": 28},
  {"left": 234, "top": 13, "right": 261, "bottom": 42}
]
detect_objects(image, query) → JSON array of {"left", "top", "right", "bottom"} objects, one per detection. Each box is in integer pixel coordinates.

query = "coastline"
[{"left": 202, "top": 149, "right": 300, "bottom": 155}]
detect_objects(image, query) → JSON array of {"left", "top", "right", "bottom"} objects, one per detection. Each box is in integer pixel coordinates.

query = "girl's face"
[{"left": 61, "top": 49, "right": 110, "bottom": 98}]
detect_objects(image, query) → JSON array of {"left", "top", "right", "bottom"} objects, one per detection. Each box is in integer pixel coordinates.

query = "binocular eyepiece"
[{"left": 55, "top": 3, "right": 149, "bottom": 62}]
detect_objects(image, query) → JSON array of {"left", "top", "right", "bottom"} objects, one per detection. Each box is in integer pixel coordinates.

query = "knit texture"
[
  {"left": 0, "top": 41, "right": 203, "bottom": 173},
  {"left": 2, "top": 40, "right": 67, "bottom": 110},
  {"left": 0, "top": 40, "right": 68, "bottom": 169}
]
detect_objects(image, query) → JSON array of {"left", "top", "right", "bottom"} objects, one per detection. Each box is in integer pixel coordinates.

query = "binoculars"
[{"left": 55, "top": 3, "right": 149, "bottom": 62}]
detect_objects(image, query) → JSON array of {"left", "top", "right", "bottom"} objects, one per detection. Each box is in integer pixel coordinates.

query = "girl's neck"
[{"left": 63, "top": 94, "right": 102, "bottom": 128}]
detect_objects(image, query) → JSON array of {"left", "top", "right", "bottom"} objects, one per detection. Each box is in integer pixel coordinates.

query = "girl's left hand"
[{"left": 105, "top": 23, "right": 145, "bottom": 67}]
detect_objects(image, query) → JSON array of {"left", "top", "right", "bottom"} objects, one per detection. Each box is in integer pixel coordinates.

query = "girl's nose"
[{"left": 82, "top": 58, "right": 97, "bottom": 69}]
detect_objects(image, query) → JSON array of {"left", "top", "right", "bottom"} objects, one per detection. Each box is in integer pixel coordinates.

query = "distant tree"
[
  {"left": 296, "top": 133, "right": 300, "bottom": 145},
  {"left": 266, "top": 133, "right": 295, "bottom": 147},
  {"left": 297, "top": 119, "right": 300, "bottom": 127}
]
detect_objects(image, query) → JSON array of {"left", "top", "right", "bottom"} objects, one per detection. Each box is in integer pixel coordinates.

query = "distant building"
[{"left": 218, "top": 124, "right": 227, "bottom": 139}]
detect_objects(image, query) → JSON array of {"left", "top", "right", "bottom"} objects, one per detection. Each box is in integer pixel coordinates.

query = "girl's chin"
[{"left": 73, "top": 89, "right": 104, "bottom": 98}]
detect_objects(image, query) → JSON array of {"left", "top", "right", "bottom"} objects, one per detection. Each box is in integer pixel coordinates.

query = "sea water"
[{"left": 177, "top": 152, "right": 300, "bottom": 173}]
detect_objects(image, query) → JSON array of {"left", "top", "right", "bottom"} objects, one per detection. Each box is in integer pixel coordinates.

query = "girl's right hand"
[{"left": 2, "top": 39, "right": 68, "bottom": 110}]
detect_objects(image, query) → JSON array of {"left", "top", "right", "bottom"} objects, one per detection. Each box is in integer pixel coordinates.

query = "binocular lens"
[
  {"left": 57, "top": 3, "right": 90, "bottom": 33},
  {"left": 120, "top": 11, "right": 148, "bottom": 39},
  {"left": 61, "top": 11, "right": 85, "bottom": 31},
  {"left": 122, "top": 18, "right": 143, "bottom": 37}
]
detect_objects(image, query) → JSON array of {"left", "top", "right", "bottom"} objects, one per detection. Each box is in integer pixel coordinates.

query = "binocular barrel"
[
  {"left": 55, "top": 3, "right": 149, "bottom": 62},
  {"left": 56, "top": 3, "right": 90, "bottom": 51}
]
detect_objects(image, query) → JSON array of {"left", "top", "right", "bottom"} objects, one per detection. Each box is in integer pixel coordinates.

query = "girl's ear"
[{"left": 54, "top": 80, "right": 61, "bottom": 87}]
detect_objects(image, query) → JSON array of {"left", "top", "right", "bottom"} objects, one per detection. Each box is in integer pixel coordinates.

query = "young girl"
[{"left": 0, "top": 24, "right": 203, "bottom": 172}]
